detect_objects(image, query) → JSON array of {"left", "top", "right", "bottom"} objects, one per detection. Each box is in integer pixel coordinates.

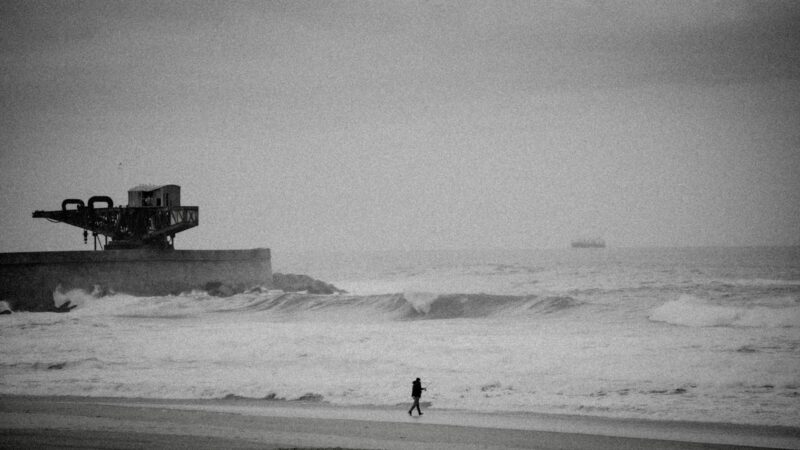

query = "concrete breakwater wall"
[{"left": 0, "top": 248, "right": 271, "bottom": 311}]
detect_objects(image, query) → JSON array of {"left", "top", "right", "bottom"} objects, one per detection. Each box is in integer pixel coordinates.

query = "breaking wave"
[
  {"left": 420, "top": 293, "right": 581, "bottom": 319},
  {"left": 649, "top": 295, "right": 800, "bottom": 328},
  {"left": 54, "top": 289, "right": 583, "bottom": 322}
]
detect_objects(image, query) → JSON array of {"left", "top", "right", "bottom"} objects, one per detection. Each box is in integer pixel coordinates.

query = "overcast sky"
[{"left": 2, "top": 0, "right": 799, "bottom": 253}]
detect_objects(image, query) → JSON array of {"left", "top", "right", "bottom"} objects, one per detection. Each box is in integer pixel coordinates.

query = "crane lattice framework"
[{"left": 32, "top": 185, "right": 198, "bottom": 250}]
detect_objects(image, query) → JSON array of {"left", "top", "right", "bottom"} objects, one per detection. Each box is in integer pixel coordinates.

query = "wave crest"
[
  {"left": 242, "top": 292, "right": 582, "bottom": 321},
  {"left": 422, "top": 294, "right": 581, "bottom": 319}
]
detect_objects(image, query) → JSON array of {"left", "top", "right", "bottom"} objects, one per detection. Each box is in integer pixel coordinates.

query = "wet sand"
[{"left": 1, "top": 395, "right": 798, "bottom": 449}]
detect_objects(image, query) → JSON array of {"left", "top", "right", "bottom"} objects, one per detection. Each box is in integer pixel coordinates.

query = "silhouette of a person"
[{"left": 408, "top": 377, "right": 426, "bottom": 416}]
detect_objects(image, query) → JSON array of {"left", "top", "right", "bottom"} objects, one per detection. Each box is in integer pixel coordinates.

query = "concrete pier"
[{"left": 0, "top": 248, "right": 272, "bottom": 311}]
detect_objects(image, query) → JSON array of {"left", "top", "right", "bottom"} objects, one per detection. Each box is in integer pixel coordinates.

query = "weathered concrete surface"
[{"left": 0, "top": 248, "right": 271, "bottom": 311}]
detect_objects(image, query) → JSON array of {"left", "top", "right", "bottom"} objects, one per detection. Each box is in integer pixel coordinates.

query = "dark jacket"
[{"left": 411, "top": 380, "right": 423, "bottom": 397}]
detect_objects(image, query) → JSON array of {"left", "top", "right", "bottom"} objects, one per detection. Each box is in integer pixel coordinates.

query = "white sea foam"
[
  {"left": 649, "top": 295, "right": 800, "bottom": 328},
  {"left": 52, "top": 287, "right": 93, "bottom": 308}
]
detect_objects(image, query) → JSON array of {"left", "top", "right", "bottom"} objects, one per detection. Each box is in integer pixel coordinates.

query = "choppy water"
[{"left": 1, "top": 247, "right": 798, "bottom": 426}]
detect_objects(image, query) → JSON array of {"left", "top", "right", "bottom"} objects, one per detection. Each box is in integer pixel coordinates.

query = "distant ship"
[{"left": 571, "top": 238, "right": 606, "bottom": 248}]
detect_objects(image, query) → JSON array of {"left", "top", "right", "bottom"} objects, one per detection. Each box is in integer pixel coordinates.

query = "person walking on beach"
[{"left": 408, "top": 377, "right": 426, "bottom": 416}]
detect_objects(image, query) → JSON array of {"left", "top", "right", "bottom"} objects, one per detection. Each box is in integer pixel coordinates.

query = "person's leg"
[{"left": 415, "top": 397, "right": 422, "bottom": 415}]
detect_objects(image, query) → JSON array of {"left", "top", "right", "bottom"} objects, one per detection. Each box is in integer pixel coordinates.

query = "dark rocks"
[
  {"left": 203, "top": 281, "right": 235, "bottom": 297},
  {"left": 52, "top": 301, "right": 77, "bottom": 313},
  {"left": 293, "top": 392, "right": 325, "bottom": 402},
  {"left": 272, "top": 273, "right": 346, "bottom": 294}
]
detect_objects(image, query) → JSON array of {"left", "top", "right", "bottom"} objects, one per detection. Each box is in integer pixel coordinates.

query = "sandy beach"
[{"left": 1, "top": 395, "right": 798, "bottom": 449}]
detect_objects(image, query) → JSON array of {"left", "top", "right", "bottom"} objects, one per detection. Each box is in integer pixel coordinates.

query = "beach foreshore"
[{"left": 1, "top": 395, "right": 798, "bottom": 449}]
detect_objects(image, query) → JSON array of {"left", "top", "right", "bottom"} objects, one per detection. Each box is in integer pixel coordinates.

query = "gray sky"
[{"left": 2, "top": 0, "right": 799, "bottom": 253}]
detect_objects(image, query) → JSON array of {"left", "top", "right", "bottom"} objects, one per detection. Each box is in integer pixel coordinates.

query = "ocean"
[{"left": 1, "top": 247, "right": 798, "bottom": 426}]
